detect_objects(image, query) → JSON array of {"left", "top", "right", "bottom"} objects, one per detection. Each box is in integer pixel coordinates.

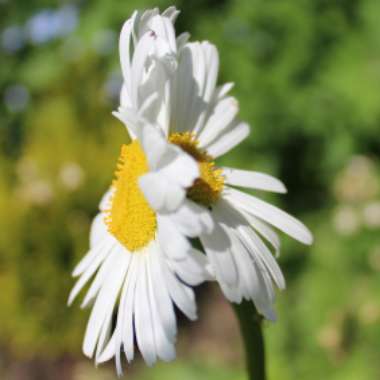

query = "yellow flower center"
[
  {"left": 105, "top": 141, "right": 157, "bottom": 252},
  {"left": 169, "top": 132, "right": 224, "bottom": 207}
]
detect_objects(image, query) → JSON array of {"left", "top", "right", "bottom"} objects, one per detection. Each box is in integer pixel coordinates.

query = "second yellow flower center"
[{"left": 169, "top": 132, "right": 224, "bottom": 207}]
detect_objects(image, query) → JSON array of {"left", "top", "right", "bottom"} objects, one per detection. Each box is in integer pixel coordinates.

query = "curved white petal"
[
  {"left": 197, "top": 96, "right": 238, "bottom": 147},
  {"left": 148, "top": 14, "right": 177, "bottom": 56},
  {"left": 176, "top": 32, "right": 190, "bottom": 50},
  {"left": 139, "top": 123, "right": 169, "bottom": 170},
  {"left": 242, "top": 213, "right": 281, "bottom": 257},
  {"left": 157, "top": 215, "right": 192, "bottom": 260},
  {"left": 80, "top": 248, "right": 122, "bottom": 309},
  {"left": 238, "top": 225, "right": 285, "bottom": 290},
  {"left": 206, "top": 122, "right": 250, "bottom": 158},
  {"left": 163, "top": 260, "right": 197, "bottom": 320},
  {"left": 215, "top": 82, "right": 234, "bottom": 100},
  {"left": 119, "top": 14, "right": 137, "bottom": 103},
  {"left": 134, "top": 254, "right": 157, "bottom": 366},
  {"left": 223, "top": 168, "right": 287, "bottom": 193},
  {"left": 82, "top": 249, "right": 129, "bottom": 358},
  {"left": 147, "top": 256, "right": 176, "bottom": 362},
  {"left": 149, "top": 248, "right": 177, "bottom": 342},
  {"left": 156, "top": 145, "right": 199, "bottom": 188},
  {"left": 209, "top": 199, "right": 282, "bottom": 318},
  {"left": 169, "top": 248, "right": 213, "bottom": 286},
  {"left": 170, "top": 199, "right": 214, "bottom": 237},
  {"left": 89, "top": 212, "right": 108, "bottom": 249},
  {"left": 200, "top": 215, "right": 238, "bottom": 288},
  {"left": 170, "top": 43, "right": 205, "bottom": 133},
  {"left": 161, "top": 6, "right": 180, "bottom": 23},
  {"left": 225, "top": 188, "right": 313, "bottom": 245},
  {"left": 139, "top": 172, "right": 185, "bottom": 213},
  {"left": 138, "top": 125, "right": 198, "bottom": 213}
]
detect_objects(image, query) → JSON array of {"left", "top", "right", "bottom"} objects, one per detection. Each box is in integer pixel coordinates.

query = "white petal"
[
  {"left": 206, "top": 122, "right": 250, "bottom": 158},
  {"left": 242, "top": 212, "right": 281, "bottom": 257},
  {"left": 215, "top": 82, "right": 234, "bottom": 99},
  {"left": 95, "top": 303, "right": 114, "bottom": 363},
  {"left": 150, "top": 246, "right": 177, "bottom": 341},
  {"left": 120, "top": 82, "right": 132, "bottom": 109},
  {"left": 176, "top": 32, "right": 190, "bottom": 50},
  {"left": 207, "top": 199, "right": 281, "bottom": 315},
  {"left": 162, "top": 6, "right": 180, "bottom": 23},
  {"left": 139, "top": 137, "right": 199, "bottom": 213},
  {"left": 157, "top": 215, "right": 191, "bottom": 260},
  {"left": 82, "top": 250, "right": 128, "bottom": 358},
  {"left": 81, "top": 244, "right": 130, "bottom": 308},
  {"left": 139, "top": 121, "right": 168, "bottom": 170},
  {"left": 239, "top": 226, "right": 285, "bottom": 290},
  {"left": 89, "top": 213, "right": 108, "bottom": 249},
  {"left": 97, "top": 333, "right": 116, "bottom": 364},
  {"left": 97, "top": 255, "right": 138, "bottom": 370},
  {"left": 137, "top": 66, "right": 170, "bottom": 131},
  {"left": 249, "top": 261, "right": 277, "bottom": 321},
  {"left": 170, "top": 43, "right": 203, "bottom": 133},
  {"left": 130, "top": 32, "right": 155, "bottom": 106},
  {"left": 170, "top": 199, "right": 214, "bottom": 237},
  {"left": 149, "top": 14, "right": 177, "bottom": 55},
  {"left": 147, "top": 253, "right": 176, "bottom": 361},
  {"left": 119, "top": 14, "right": 136, "bottom": 95},
  {"left": 139, "top": 92, "right": 161, "bottom": 122},
  {"left": 224, "top": 168, "right": 287, "bottom": 193},
  {"left": 226, "top": 229, "right": 255, "bottom": 300},
  {"left": 163, "top": 261, "right": 197, "bottom": 320},
  {"left": 200, "top": 216, "right": 238, "bottom": 287},
  {"left": 72, "top": 233, "right": 111, "bottom": 278},
  {"left": 225, "top": 188, "right": 313, "bottom": 245},
  {"left": 68, "top": 241, "right": 114, "bottom": 305},
  {"left": 192, "top": 42, "right": 220, "bottom": 135},
  {"left": 170, "top": 248, "right": 212, "bottom": 286},
  {"left": 139, "top": 172, "right": 185, "bottom": 212},
  {"left": 137, "top": 9, "right": 159, "bottom": 37},
  {"left": 156, "top": 144, "right": 198, "bottom": 188},
  {"left": 201, "top": 41, "right": 219, "bottom": 105},
  {"left": 139, "top": 124, "right": 199, "bottom": 186},
  {"left": 122, "top": 256, "right": 139, "bottom": 363},
  {"left": 134, "top": 254, "right": 157, "bottom": 366},
  {"left": 112, "top": 108, "right": 138, "bottom": 139},
  {"left": 197, "top": 97, "right": 238, "bottom": 147}
]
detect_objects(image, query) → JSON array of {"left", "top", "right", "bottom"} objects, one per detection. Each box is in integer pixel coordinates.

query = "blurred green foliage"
[{"left": 1, "top": 0, "right": 380, "bottom": 379}]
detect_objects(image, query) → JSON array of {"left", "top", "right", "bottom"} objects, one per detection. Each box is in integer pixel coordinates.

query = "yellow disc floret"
[
  {"left": 105, "top": 141, "right": 157, "bottom": 252},
  {"left": 170, "top": 132, "right": 224, "bottom": 207}
]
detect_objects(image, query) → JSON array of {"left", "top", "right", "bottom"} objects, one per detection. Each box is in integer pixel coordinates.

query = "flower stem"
[{"left": 233, "top": 301, "right": 266, "bottom": 380}]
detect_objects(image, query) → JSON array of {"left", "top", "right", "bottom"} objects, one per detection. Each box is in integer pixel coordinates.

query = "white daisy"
[
  {"left": 68, "top": 114, "right": 213, "bottom": 373},
  {"left": 69, "top": 9, "right": 215, "bottom": 373},
  {"left": 118, "top": 8, "right": 313, "bottom": 320}
]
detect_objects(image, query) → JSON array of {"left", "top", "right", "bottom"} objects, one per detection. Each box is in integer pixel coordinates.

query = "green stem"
[{"left": 233, "top": 301, "right": 267, "bottom": 380}]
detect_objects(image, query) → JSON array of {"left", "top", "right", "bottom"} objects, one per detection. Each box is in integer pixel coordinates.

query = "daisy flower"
[
  {"left": 118, "top": 7, "right": 313, "bottom": 320},
  {"left": 69, "top": 123, "right": 212, "bottom": 373},
  {"left": 68, "top": 9, "right": 213, "bottom": 374}
]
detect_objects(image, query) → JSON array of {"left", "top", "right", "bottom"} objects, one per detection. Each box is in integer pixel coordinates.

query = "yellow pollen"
[
  {"left": 169, "top": 132, "right": 224, "bottom": 207},
  {"left": 105, "top": 141, "right": 157, "bottom": 252}
]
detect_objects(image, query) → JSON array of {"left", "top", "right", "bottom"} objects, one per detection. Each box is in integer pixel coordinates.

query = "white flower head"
[
  {"left": 117, "top": 8, "right": 314, "bottom": 321},
  {"left": 69, "top": 115, "right": 212, "bottom": 374}
]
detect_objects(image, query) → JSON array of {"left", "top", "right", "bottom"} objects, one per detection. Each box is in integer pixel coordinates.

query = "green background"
[{"left": 1, "top": 0, "right": 380, "bottom": 379}]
